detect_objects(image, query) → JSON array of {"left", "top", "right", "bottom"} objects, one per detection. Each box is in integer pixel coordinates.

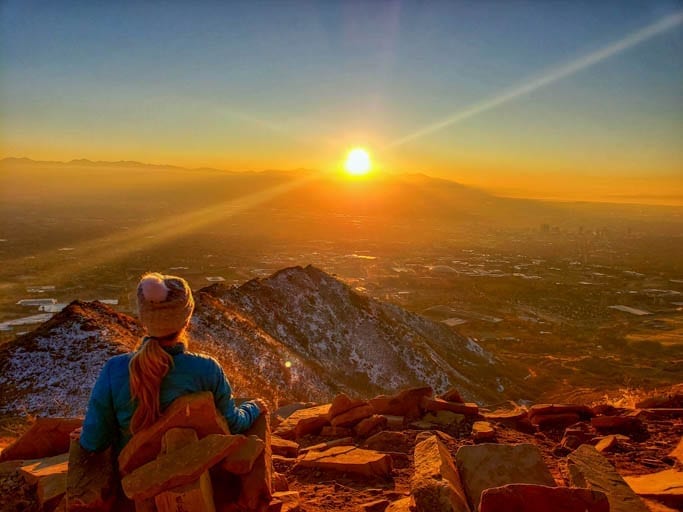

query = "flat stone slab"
[
  {"left": 118, "top": 392, "right": 229, "bottom": 475},
  {"left": 480, "top": 484, "right": 609, "bottom": 512},
  {"left": 0, "top": 417, "right": 82, "bottom": 462},
  {"left": 567, "top": 444, "right": 648, "bottom": 512},
  {"left": 271, "top": 436, "right": 300, "bottom": 458},
  {"left": 421, "top": 397, "right": 478, "bottom": 416},
  {"left": 328, "top": 394, "right": 367, "bottom": 419},
  {"left": 472, "top": 421, "right": 495, "bottom": 441},
  {"left": 624, "top": 469, "right": 683, "bottom": 508},
  {"left": 297, "top": 446, "right": 392, "bottom": 478},
  {"left": 330, "top": 404, "right": 375, "bottom": 427},
  {"left": 411, "top": 434, "right": 469, "bottom": 512},
  {"left": 273, "top": 404, "right": 331, "bottom": 440},
  {"left": 122, "top": 434, "right": 246, "bottom": 501},
  {"left": 456, "top": 443, "right": 555, "bottom": 510},
  {"left": 20, "top": 453, "right": 69, "bottom": 510},
  {"left": 370, "top": 387, "right": 433, "bottom": 419}
]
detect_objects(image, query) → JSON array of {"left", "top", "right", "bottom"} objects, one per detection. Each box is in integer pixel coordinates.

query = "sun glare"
[{"left": 344, "top": 147, "right": 372, "bottom": 176}]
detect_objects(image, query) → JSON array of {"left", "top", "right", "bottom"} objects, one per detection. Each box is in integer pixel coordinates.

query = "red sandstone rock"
[
  {"left": 364, "top": 431, "right": 411, "bottom": 453},
  {"left": 299, "top": 437, "right": 354, "bottom": 454},
  {"left": 355, "top": 415, "right": 388, "bottom": 438},
  {"left": 297, "top": 446, "right": 392, "bottom": 478},
  {"left": 121, "top": 434, "right": 246, "bottom": 501},
  {"left": 528, "top": 404, "right": 593, "bottom": 421},
  {"left": 411, "top": 434, "right": 469, "bottom": 512},
  {"left": 472, "top": 421, "right": 495, "bottom": 442},
  {"left": 455, "top": 443, "right": 556, "bottom": 511},
  {"left": 328, "top": 394, "right": 367, "bottom": 420},
  {"left": 0, "top": 418, "right": 82, "bottom": 462},
  {"left": 272, "top": 472, "right": 289, "bottom": 492},
  {"left": 479, "top": 484, "right": 609, "bottom": 512},
  {"left": 591, "top": 415, "right": 644, "bottom": 434},
  {"left": 481, "top": 401, "right": 527, "bottom": 423},
  {"left": 420, "top": 397, "right": 478, "bottom": 416},
  {"left": 66, "top": 439, "right": 116, "bottom": 511},
  {"left": 319, "top": 426, "right": 354, "bottom": 438},
  {"left": 567, "top": 444, "right": 648, "bottom": 512},
  {"left": 530, "top": 413, "right": 580, "bottom": 428},
  {"left": 118, "top": 392, "right": 230, "bottom": 475},
  {"left": 220, "top": 434, "right": 265, "bottom": 474},
  {"left": 20, "top": 453, "right": 69, "bottom": 510},
  {"left": 273, "top": 404, "right": 331, "bottom": 440},
  {"left": 370, "top": 387, "right": 433, "bottom": 419},
  {"left": 438, "top": 388, "right": 464, "bottom": 404},
  {"left": 271, "top": 436, "right": 300, "bottom": 458},
  {"left": 624, "top": 469, "right": 683, "bottom": 508},
  {"left": 330, "top": 404, "right": 375, "bottom": 428}
]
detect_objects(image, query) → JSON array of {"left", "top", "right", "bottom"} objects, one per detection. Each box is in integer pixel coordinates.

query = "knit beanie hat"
[{"left": 137, "top": 273, "right": 194, "bottom": 337}]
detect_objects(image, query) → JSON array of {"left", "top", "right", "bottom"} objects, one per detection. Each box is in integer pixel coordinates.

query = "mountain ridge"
[{"left": 0, "top": 265, "right": 525, "bottom": 417}]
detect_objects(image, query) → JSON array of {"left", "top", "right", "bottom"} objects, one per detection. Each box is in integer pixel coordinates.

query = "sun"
[{"left": 344, "top": 147, "right": 372, "bottom": 176}]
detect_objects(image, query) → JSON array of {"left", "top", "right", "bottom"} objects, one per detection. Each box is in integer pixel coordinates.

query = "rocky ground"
[{"left": 1, "top": 385, "right": 681, "bottom": 511}]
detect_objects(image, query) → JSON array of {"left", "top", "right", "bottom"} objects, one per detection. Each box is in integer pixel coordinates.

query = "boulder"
[
  {"left": 297, "top": 446, "right": 392, "bottom": 478},
  {"left": 567, "top": 444, "right": 648, "bottom": 512},
  {"left": 481, "top": 401, "right": 527, "bottom": 423},
  {"left": 411, "top": 435, "right": 469, "bottom": 512},
  {"left": 272, "top": 472, "right": 289, "bottom": 492},
  {"left": 328, "top": 394, "right": 367, "bottom": 419},
  {"left": 479, "top": 484, "right": 609, "bottom": 512},
  {"left": 455, "top": 443, "right": 555, "bottom": 510},
  {"left": 595, "top": 435, "right": 624, "bottom": 453},
  {"left": 383, "top": 415, "right": 405, "bottom": 429},
  {"left": 154, "top": 428, "right": 215, "bottom": 512},
  {"left": 364, "top": 431, "right": 411, "bottom": 453},
  {"left": 271, "top": 437, "right": 299, "bottom": 458},
  {"left": 438, "top": 388, "right": 465, "bottom": 404},
  {"left": 118, "top": 392, "right": 230, "bottom": 475},
  {"left": 624, "top": 469, "right": 683, "bottom": 508},
  {"left": 531, "top": 413, "right": 580, "bottom": 429},
  {"left": 472, "top": 421, "right": 495, "bottom": 442},
  {"left": 19, "top": 453, "right": 69, "bottom": 511},
  {"left": 66, "top": 439, "right": 117, "bottom": 511},
  {"left": 636, "top": 393, "right": 683, "bottom": 409},
  {"left": 0, "top": 417, "right": 82, "bottom": 462},
  {"left": 320, "top": 426, "right": 354, "bottom": 438},
  {"left": 421, "top": 398, "right": 478, "bottom": 416},
  {"left": 355, "top": 415, "right": 388, "bottom": 438},
  {"left": 121, "top": 434, "right": 246, "bottom": 501},
  {"left": 299, "top": 437, "right": 354, "bottom": 454},
  {"left": 220, "top": 435, "right": 265, "bottom": 474},
  {"left": 528, "top": 404, "right": 593, "bottom": 421},
  {"left": 421, "top": 411, "right": 465, "bottom": 426},
  {"left": 273, "top": 404, "right": 331, "bottom": 440},
  {"left": 370, "top": 387, "right": 433, "bottom": 419},
  {"left": 330, "top": 404, "right": 375, "bottom": 428},
  {"left": 591, "top": 415, "right": 644, "bottom": 435},
  {"left": 271, "top": 491, "right": 300, "bottom": 511}
]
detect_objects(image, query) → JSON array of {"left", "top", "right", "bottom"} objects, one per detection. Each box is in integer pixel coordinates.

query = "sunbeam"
[
  {"left": 383, "top": 11, "right": 683, "bottom": 150},
  {"left": 9, "top": 172, "right": 319, "bottom": 286}
]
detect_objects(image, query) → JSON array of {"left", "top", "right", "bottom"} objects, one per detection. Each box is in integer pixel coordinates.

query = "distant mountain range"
[{"left": 0, "top": 266, "right": 526, "bottom": 417}]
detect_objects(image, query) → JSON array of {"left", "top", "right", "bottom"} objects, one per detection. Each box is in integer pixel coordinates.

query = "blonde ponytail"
[{"left": 129, "top": 337, "right": 175, "bottom": 434}]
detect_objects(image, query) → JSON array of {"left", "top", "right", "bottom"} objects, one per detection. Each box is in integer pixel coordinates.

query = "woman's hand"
[{"left": 253, "top": 398, "right": 269, "bottom": 414}]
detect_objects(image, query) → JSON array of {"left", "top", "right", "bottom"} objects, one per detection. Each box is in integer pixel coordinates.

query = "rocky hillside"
[
  {"left": 0, "top": 301, "right": 142, "bottom": 417},
  {"left": 0, "top": 266, "right": 523, "bottom": 417}
]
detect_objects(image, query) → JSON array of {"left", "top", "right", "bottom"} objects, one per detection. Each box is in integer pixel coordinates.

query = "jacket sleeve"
[
  {"left": 80, "top": 358, "right": 117, "bottom": 452},
  {"left": 211, "top": 362, "right": 261, "bottom": 434}
]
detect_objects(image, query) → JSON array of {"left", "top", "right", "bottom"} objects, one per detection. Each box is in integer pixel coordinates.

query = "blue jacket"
[{"left": 80, "top": 341, "right": 261, "bottom": 453}]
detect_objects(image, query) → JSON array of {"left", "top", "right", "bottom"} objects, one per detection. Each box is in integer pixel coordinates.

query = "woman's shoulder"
[{"left": 177, "top": 350, "right": 222, "bottom": 371}]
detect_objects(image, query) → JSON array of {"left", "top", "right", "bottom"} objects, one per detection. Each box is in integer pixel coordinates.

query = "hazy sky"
[{"left": 1, "top": 1, "right": 682, "bottom": 202}]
